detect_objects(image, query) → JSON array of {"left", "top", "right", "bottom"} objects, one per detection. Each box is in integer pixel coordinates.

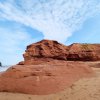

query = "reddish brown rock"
[
  {"left": 67, "top": 43, "right": 100, "bottom": 61},
  {"left": 19, "top": 40, "right": 100, "bottom": 65},
  {"left": 0, "top": 61, "right": 93, "bottom": 95},
  {"left": 0, "top": 40, "right": 99, "bottom": 95},
  {"left": 21, "top": 40, "right": 68, "bottom": 65}
]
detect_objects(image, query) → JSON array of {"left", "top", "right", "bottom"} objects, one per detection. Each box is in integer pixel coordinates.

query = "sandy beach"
[{"left": 0, "top": 67, "right": 100, "bottom": 100}]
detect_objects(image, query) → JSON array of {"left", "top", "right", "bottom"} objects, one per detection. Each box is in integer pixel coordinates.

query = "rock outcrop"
[
  {"left": 0, "top": 39, "right": 98, "bottom": 95},
  {"left": 19, "top": 40, "right": 100, "bottom": 65},
  {"left": 21, "top": 40, "right": 68, "bottom": 65},
  {"left": 0, "top": 61, "right": 93, "bottom": 95},
  {"left": 0, "top": 62, "right": 2, "bottom": 67},
  {"left": 67, "top": 43, "right": 100, "bottom": 61}
]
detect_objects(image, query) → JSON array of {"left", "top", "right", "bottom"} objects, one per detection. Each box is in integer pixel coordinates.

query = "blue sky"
[
  {"left": 66, "top": 14, "right": 100, "bottom": 44},
  {"left": 0, "top": 0, "right": 100, "bottom": 65}
]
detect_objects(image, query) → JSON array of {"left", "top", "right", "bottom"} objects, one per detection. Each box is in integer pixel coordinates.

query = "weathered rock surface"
[
  {"left": 0, "top": 40, "right": 98, "bottom": 95},
  {"left": 19, "top": 40, "right": 100, "bottom": 65},
  {"left": 67, "top": 43, "right": 100, "bottom": 61},
  {"left": 21, "top": 40, "right": 68, "bottom": 65},
  {"left": 0, "top": 61, "right": 93, "bottom": 95}
]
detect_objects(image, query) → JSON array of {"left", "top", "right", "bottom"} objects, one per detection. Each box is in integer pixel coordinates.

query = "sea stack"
[{"left": 0, "top": 62, "right": 2, "bottom": 67}]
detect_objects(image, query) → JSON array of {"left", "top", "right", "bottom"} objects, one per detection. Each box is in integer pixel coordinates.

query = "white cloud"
[
  {"left": 0, "top": 26, "right": 38, "bottom": 65},
  {"left": 0, "top": 0, "right": 100, "bottom": 43}
]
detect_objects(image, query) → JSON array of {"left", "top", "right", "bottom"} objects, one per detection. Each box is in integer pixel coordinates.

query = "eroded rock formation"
[
  {"left": 20, "top": 40, "right": 68, "bottom": 65},
  {"left": 19, "top": 40, "right": 100, "bottom": 65},
  {"left": 67, "top": 43, "right": 100, "bottom": 61},
  {"left": 0, "top": 61, "right": 93, "bottom": 95},
  {"left": 0, "top": 39, "right": 99, "bottom": 95}
]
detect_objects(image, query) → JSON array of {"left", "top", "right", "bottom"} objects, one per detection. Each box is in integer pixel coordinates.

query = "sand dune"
[{"left": 0, "top": 67, "right": 100, "bottom": 100}]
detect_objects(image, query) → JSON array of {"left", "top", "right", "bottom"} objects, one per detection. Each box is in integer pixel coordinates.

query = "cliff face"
[
  {"left": 0, "top": 39, "right": 96, "bottom": 95},
  {"left": 19, "top": 40, "right": 100, "bottom": 65},
  {"left": 67, "top": 43, "right": 100, "bottom": 61},
  {"left": 0, "top": 62, "right": 2, "bottom": 66},
  {"left": 20, "top": 40, "right": 68, "bottom": 65}
]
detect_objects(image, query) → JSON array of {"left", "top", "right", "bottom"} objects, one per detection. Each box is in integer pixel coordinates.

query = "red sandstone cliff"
[
  {"left": 0, "top": 40, "right": 98, "bottom": 95},
  {"left": 19, "top": 40, "right": 100, "bottom": 65},
  {"left": 67, "top": 43, "right": 100, "bottom": 61}
]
